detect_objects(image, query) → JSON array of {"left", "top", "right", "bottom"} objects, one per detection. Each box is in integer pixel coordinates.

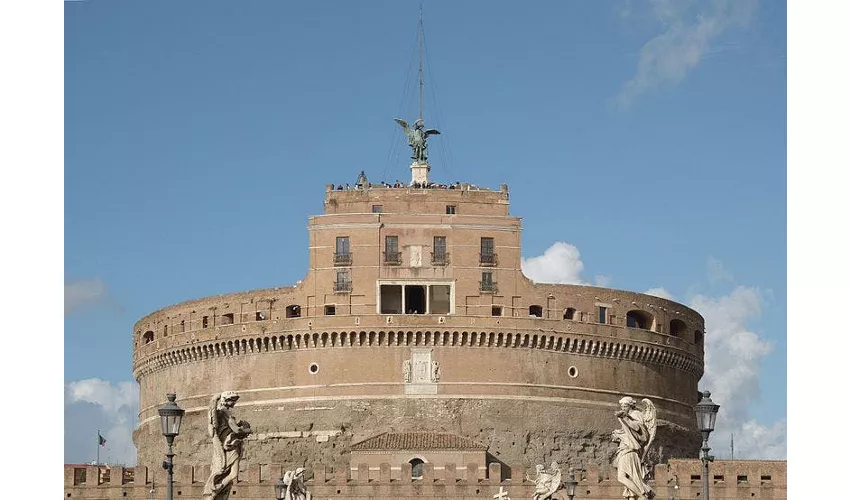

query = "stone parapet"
[{"left": 64, "top": 460, "right": 786, "bottom": 499}]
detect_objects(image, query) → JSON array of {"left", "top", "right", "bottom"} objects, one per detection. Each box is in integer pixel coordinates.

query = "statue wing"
[
  {"left": 394, "top": 118, "right": 410, "bottom": 134},
  {"left": 548, "top": 469, "right": 562, "bottom": 495},
  {"left": 641, "top": 399, "right": 657, "bottom": 461},
  {"left": 207, "top": 394, "right": 221, "bottom": 438},
  {"left": 424, "top": 129, "right": 441, "bottom": 137}
]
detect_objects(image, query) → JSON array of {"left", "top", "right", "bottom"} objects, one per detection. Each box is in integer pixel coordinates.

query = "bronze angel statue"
[
  {"left": 611, "top": 396, "right": 657, "bottom": 500},
  {"left": 394, "top": 117, "right": 440, "bottom": 163}
]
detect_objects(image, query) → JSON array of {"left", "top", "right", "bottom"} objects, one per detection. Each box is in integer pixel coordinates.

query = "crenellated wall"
[{"left": 63, "top": 459, "right": 786, "bottom": 499}]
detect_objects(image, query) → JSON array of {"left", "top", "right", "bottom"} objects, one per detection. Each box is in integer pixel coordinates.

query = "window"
[
  {"left": 480, "top": 271, "right": 497, "bottom": 293},
  {"left": 737, "top": 475, "right": 748, "bottom": 484},
  {"left": 695, "top": 330, "right": 704, "bottom": 345},
  {"left": 380, "top": 285, "right": 403, "bottom": 314},
  {"left": 163, "top": 324, "right": 168, "bottom": 337},
  {"left": 180, "top": 320, "right": 185, "bottom": 332},
  {"left": 324, "top": 305, "right": 336, "bottom": 315},
  {"left": 379, "top": 282, "right": 453, "bottom": 315},
  {"left": 255, "top": 311, "right": 266, "bottom": 321},
  {"left": 202, "top": 316, "right": 209, "bottom": 328},
  {"left": 410, "top": 458, "right": 425, "bottom": 479},
  {"left": 445, "top": 205, "right": 456, "bottom": 214},
  {"left": 432, "top": 236, "right": 448, "bottom": 265},
  {"left": 626, "top": 310, "right": 653, "bottom": 330},
  {"left": 221, "top": 313, "right": 234, "bottom": 325},
  {"left": 492, "top": 305, "right": 502, "bottom": 316},
  {"left": 384, "top": 235, "right": 400, "bottom": 264},
  {"left": 480, "top": 237, "right": 496, "bottom": 266},
  {"left": 564, "top": 308, "right": 576, "bottom": 320},
  {"left": 670, "top": 319, "right": 687, "bottom": 337},
  {"left": 372, "top": 205, "right": 383, "bottom": 213},
  {"left": 404, "top": 285, "right": 426, "bottom": 314},
  {"left": 529, "top": 305, "right": 543, "bottom": 317},
  {"left": 334, "top": 270, "right": 351, "bottom": 292},
  {"left": 143, "top": 331, "right": 154, "bottom": 344},
  {"left": 334, "top": 236, "right": 352, "bottom": 265},
  {"left": 761, "top": 475, "right": 772, "bottom": 482},
  {"left": 598, "top": 306, "right": 607, "bottom": 324},
  {"left": 429, "top": 284, "right": 451, "bottom": 314},
  {"left": 285, "top": 305, "right": 301, "bottom": 318}
]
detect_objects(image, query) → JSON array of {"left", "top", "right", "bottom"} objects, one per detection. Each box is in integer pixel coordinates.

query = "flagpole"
[{"left": 97, "top": 429, "right": 100, "bottom": 465}]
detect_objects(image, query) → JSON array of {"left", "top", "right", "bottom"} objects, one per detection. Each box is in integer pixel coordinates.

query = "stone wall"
[
  {"left": 130, "top": 183, "right": 707, "bottom": 473},
  {"left": 64, "top": 459, "right": 787, "bottom": 499}
]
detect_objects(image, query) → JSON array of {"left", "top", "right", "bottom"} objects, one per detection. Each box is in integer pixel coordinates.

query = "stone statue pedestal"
[{"left": 410, "top": 161, "right": 430, "bottom": 185}]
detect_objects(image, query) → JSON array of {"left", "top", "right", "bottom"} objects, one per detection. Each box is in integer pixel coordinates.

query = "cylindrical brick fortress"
[{"left": 132, "top": 182, "right": 704, "bottom": 472}]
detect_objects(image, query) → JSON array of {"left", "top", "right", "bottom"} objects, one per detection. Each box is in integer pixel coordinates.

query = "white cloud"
[
  {"left": 615, "top": 0, "right": 758, "bottom": 108},
  {"left": 593, "top": 275, "right": 613, "bottom": 287},
  {"left": 521, "top": 242, "right": 589, "bottom": 285},
  {"left": 645, "top": 287, "right": 675, "bottom": 300},
  {"left": 65, "top": 379, "right": 138, "bottom": 465},
  {"left": 65, "top": 277, "right": 110, "bottom": 314},
  {"left": 689, "top": 285, "right": 784, "bottom": 458}
]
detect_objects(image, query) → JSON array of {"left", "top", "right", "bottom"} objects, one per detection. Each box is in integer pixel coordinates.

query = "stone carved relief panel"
[{"left": 403, "top": 348, "right": 439, "bottom": 395}]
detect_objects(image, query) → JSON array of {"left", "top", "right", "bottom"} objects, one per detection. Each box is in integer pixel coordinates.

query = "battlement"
[
  {"left": 323, "top": 181, "right": 510, "bottom": 216},
  {"left": 63, "top": 460, "right": 786, "bottom": 499}
]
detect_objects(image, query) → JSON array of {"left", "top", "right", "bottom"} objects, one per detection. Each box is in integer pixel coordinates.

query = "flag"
[{"left": 98, "top": 433, "right": 107, "bottom": 447}]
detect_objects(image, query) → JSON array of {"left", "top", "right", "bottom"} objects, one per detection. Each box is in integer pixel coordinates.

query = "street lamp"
[
  {"left": 565, "top": 468, "right": 578, "bottom": 500},
  {"left": 274, "top": 475, "right": 286, "bottom": 500},
  {"left": 694, "top": 390, "right": 720, "bottom": 500},
  {"left": 158, "top": 393, "right": 185, "bottom": 500}
]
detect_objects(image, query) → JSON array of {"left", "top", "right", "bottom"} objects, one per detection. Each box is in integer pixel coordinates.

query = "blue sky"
[{"left": 64, "top": 0, "right": 786, "bottom": 464}]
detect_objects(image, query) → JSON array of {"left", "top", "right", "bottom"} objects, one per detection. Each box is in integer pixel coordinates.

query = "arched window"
[
  {"left": 670, "top": 319, "right": 687, "bottom": 337},
  {"left": 285, "top": 305, "right": 301, "bottom": 318},
  {"left": 529, "top": 305, "right": 543, "bottom": 317},
  {"left": 626, "top": 310, "right": 654, "bottom": 330},
  {"left": 563, "top": 308, "right": 576, "bottom": 320},
  {"left": 409, "top": 458, "right": 425, "bottom": 479},
  {"left": 143, "top": 331, "right": 154, "bottom": 344}
]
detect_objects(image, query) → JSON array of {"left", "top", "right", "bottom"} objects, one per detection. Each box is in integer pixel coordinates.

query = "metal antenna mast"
[{"left": 418, "top": 2, "right": 424, "bottom": 122}]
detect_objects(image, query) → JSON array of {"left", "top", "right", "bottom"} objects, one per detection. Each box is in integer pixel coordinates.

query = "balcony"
[
  {"left": 479, "top": 253, "right": 498, "bottom": 267},
  {"left": 333, "top": 252, "right": 353, "bottom": 266},
  {"left": 333, "top": 280, "right": 352, "bottom": 293},
  {"left": 479, "top": 280, "right": 498, "bottom": 293},
  {"left": 384, "top": 251, "right": 402, "bottom": 266},
  {"left": 431, "top": 251, "right": 450, "bottom": 266}
]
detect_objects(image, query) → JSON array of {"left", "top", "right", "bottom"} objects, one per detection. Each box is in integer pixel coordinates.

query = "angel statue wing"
[
  {"left": 207, "top": 394, "right": 222, "bottom": 438},
  {"left": 641, "top": 398, "right": 657, "bottom": 461},
  {"left": 424, "top": 128, "right": 441, "bottom": 137},
  {"left": 547, "top": 466, "right": 562, "bottom": 497},
  {"left": 394, "top": 118, "right": 410, "bottom": 135}
]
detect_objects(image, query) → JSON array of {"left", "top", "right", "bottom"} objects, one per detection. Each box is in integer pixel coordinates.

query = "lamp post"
[
  {"left": 158, "top": 393, "right": 185, "bottom": 500},
  {"left": 695, "top": 390, "right": 720, "bottom": 500},
  {"left": 274, "top": 475, "right": 286, "bottom": 500},
  {"left": 564, "top": 468, "right": 578, "bottom": 500}
]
